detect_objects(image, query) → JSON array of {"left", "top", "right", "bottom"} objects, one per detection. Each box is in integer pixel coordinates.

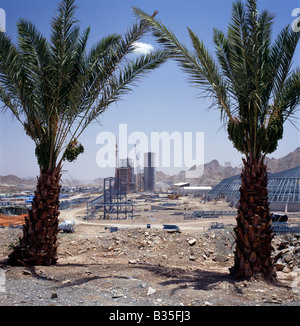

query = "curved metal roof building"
[{"left": 208, "top": 166, "right": 300, "bottom": 212}]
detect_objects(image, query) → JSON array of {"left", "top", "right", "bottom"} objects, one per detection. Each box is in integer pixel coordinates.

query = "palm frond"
[
  {"left": 270, "top": 26, "right": 300, "bottom": 106},
  {"left": 187, "top": 28, "right": 232, "bottom": 121},
  {"left": 50, "top": 0, "right": 79, "bottom": 112},
  {"left": 17, "top": 19, "right": 52, "bottom": 125},
  {"left": 62, "top": 49, "right": 169, "bottom": 155},
  {"left": 278, "top": 69, "right": 300, "bottom": 121},
  {"left": 227, "top": 0, "right": 250, "bottom": 98},
  {"left": 0, "top": 32, "right": 26, "bottom": 113},
  {"left": 133, "top": 7, "right": 196, "bottom": 70},
  {"left": 134, "top": 0, "right": 299, "bottom": 159},
  {"left": 213, "top": 29, "right": 237, "bottom": 96},
  {"left": 133, "top": 7, "right": 232, "bottom": 122},
  {"left": 0, "top": 0, "right": 171, "bottom": 171}
]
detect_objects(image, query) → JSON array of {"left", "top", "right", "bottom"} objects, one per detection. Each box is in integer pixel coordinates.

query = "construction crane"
[{"left": 61, "top": 170, "right": 76, "bottom": 187}]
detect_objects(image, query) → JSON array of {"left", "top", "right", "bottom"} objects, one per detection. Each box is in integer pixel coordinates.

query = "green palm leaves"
[
  {"left": 133, "top": 0, "right": 299, "bottom": 160},
  {"left": 0, "top": 0, "right": 168, "bottom": 170}
]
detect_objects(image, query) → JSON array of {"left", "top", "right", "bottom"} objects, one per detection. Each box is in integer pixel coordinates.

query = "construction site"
[
  {"left": 85, "top": 152, "right": 157, "bottom": 220},
  {"left": 1, "top": 149, "right": 300, "bottom": 231},
  {"left": 1, "top": 148, "right": 300, "bottom": 306},
  {"left": 1, "top": 185, "right": 300, "bottom": 306}
]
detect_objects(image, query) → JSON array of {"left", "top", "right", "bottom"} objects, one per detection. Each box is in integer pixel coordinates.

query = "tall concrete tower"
[{"left": 144, "top": 152, "right": 156, "bottom": 192}]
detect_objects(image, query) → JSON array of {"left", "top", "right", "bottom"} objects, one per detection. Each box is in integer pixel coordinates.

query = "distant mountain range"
[
  {"left": 157, "top": 147, "right": 300, "bottom": 186},
  {"left": 1, "top": 147, "right": 299, "bottom": 188},
  {"left": 265, "top": 147, "right": 300, "bottom": 173},
  {"left": 0, "top": 175, "right": 37, "bottom": 187},
  {"left": 156, "top": 159, "right": 242, "bottom": 186}
]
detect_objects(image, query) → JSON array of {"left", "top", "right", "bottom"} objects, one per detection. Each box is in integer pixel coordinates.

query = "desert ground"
[{"left": 1, "top": 194, "right": 300, "bottom": 308}]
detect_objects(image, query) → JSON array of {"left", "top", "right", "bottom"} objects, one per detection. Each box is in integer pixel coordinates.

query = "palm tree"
[
  {"left": 134, "top": 0, "right": 300, "bottom": 279},
  {"left": 0, "top": 0, "right": 168, "bottom": 266}
]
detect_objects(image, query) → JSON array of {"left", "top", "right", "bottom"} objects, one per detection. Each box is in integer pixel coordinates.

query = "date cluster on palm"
[
  {"left": 230, "top": 158, "right": 276, "bottom": 280},
  {"left": 9, "top": 168, "right": 61, "bottom": 266}
]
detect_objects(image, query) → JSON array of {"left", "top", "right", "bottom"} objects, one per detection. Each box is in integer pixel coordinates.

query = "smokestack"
[{"left": 144, "top": 152, "right": 156, "bottom": 192}]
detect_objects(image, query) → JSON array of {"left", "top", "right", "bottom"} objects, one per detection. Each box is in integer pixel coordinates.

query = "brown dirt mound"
[{"left": 0, "top": 214, "right": 26, "bottom": 227}]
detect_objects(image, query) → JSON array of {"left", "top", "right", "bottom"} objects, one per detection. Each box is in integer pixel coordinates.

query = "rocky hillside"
[
  {"left": 0, "top": 175, "right": 36, "bottom": 186},
  {"left": 156, "top": 147, "right": 300, "bottom": 186},
  {"left": 265, "top": 147, "right": 300, "bottom": 173}
]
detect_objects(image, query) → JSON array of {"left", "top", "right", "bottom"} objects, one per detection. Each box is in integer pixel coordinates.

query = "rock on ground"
[{"left": 0, "top": 227, "right": 300, "bottom": 306}]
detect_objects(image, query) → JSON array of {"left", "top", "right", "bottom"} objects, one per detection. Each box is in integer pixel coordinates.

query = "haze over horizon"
[{"left": 0, "top": 0, "right": 299, "bottom": 179}]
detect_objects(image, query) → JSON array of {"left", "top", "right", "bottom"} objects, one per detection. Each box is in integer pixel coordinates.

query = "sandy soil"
[{"left": 0, "top": 214, "right": 26, "bottom": 227}]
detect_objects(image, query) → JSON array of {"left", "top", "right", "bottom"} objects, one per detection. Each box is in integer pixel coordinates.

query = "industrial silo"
[{"left": 144, "top": 152, "right": 156, "bottom": 192}]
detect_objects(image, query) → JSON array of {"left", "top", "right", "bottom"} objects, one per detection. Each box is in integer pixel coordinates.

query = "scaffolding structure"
[
  {"left": 86, "top": 177, "right": 134, "bottom": 220},
  {"left": 115, "top": 158, "right": 136, "bottom": 194}
]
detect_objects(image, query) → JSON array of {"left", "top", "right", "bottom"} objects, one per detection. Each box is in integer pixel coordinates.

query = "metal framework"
[
  {"left": 208, "top": 175, "right": 241, "bottom": 201},
  {"left": 208, "top": 167, "right": 300, "bottom": 206},
  {"left": 86, "top": 177, "right": 134, "bottom": 220},
  {"left": 184, "top": 210, "right": 235, "bottom": 219},
  {"left": 268, "top": 167, "right": 300, "bottom": 203}
]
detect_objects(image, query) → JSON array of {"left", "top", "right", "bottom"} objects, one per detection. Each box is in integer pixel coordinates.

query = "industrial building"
[
  {"left": 173, "top": 182, "right": 212, "bottom": 197},
  {"left": 179, "top": 186, "right": 212, "bottom": 197},
  {"left": 114, "top": 153, "right": 157, "bottom": 194},
  {"left": 115, "top": 158, "right": 136, "bottom": 194},
  {"left": 86, "top": 177, "right": 134, "bottom": 219},
  {"left": 86, "top": 152, "right": 157, "bottom": 220},
  {"left": 208, "top": 166, "right": 300, "bottom": 212},
  {"left": 144, "top": 152, "right": 156, "bottom": 192},
  {"left": 112, "top": 150, "right": 157, "bottom": 194}
]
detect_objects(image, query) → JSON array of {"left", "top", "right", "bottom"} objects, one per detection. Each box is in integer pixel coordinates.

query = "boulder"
[
  {"left": 212, "top": 253, "right": 228, "bottom": 262},
  {"left": 284, "top": 253, "right": 294, "bottom": 263},
  {"left": 274, "top": 262, "right": 286, "bottom": 271},
  {"left": 187, "top": 239, "right": 197, "bottom": 246}
]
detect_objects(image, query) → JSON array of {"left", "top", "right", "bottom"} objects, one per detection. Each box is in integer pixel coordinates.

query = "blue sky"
[{"left": 0, "top": 0, "right": 299, "bottom": 180}]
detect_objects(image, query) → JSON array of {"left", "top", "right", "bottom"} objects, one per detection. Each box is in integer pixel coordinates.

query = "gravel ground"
[{"left": 1, "top": 226, "right": 300, "bottom": 307}]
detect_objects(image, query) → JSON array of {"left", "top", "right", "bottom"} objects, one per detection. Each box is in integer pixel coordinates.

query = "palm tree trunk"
[
  {"left": 9, "top": 166, "right": 61, "bottom": 266},
  {"left": 229, "top": 156, "right": 276, "bottom": 280}
]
